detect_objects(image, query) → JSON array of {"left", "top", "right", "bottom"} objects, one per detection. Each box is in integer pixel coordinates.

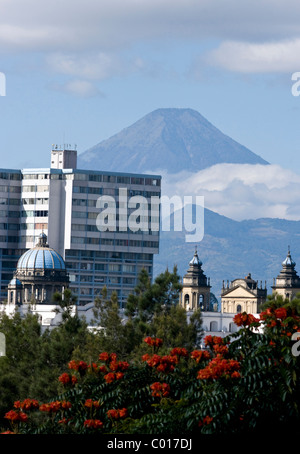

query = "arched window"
[
  {"left": 199, "top": 294, "right": 204, "bottom": 309},
  {"left": 237, "top": 304, "right": 242, "bottom": 313},
  {"left": 184, "top": 294, "right": 189, "bottom": 307}
]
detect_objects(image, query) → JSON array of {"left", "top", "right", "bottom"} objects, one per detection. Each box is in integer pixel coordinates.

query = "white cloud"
[
  {"left": 206, "top": 38, "right": 300, "bottom": 73},
  {"left": 45, "top": 51, "right": 148, "bottom": 80},
  {"left": 46, "top": 52, "right": 121, "bottom": 80},
  {"left": 50, "top": 79, "right": 103, "bottom": 98},
  {"left": 161, "top": 164, "right": 300, "bottom": 221}
]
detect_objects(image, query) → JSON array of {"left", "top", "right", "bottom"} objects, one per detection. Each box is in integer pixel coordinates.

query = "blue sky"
[{"left": 1, "top": 0, "right": 300, "bottom": 221}]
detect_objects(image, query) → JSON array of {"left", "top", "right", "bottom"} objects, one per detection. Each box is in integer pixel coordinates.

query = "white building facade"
[{"left": 181, "top": 251, "right": 263, "bottom": 339}]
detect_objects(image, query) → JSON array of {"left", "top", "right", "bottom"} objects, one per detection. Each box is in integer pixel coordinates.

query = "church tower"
[
  {"left": 272, "top": 248, "right": 300, "bottom": 301},
  {"left": 180, "top": 248, "right": 211, "bottom": 311}
]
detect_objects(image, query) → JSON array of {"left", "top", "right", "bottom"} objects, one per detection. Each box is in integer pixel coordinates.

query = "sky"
[{"left": 1, "top": 0, "right": 300, "bottom": 221}]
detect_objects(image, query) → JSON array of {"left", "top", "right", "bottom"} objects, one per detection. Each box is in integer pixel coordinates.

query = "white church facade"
[{"left": 180, "top": 248, "right": 298, "bottom": 340}]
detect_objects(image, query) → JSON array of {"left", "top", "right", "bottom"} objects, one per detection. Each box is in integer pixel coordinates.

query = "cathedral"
[
  {"left": 180, "top": 247, "right": 300, "bottom": 339},
  {"left": 1, "top": 233, "right": 300, "bottom": 338}
]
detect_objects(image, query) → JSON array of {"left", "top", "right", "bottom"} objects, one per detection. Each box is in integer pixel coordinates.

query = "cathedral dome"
[{"left": 17, "top": 233, "right": 66, "bottom": 272}]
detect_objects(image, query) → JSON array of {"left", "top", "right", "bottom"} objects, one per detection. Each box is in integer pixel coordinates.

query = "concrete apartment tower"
[{"left": 0, "top": 146, "right": 161, "bottom": 306}]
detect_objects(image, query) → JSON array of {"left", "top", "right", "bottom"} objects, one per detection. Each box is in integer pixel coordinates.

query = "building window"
[
  {"left": 237, "top": 304, "right": 242, "bottom": 313},
  {"left": 184, "top": 294, "right": 189, "bottom": 306},
  {"left": 229, "top": 322, "right": 238, "bottom": 333},
  {"left": 210, "top": 321, "right": 218, "bottom": 331},
  {"left": 199, "top": 294, "right": 204, "bottom": 308}
]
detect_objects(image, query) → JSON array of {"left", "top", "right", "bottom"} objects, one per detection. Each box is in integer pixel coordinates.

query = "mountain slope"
[
  {"left": 155, "top": 207, "right": 300, "bottom": 299},
  {"left": 78, "top": 108, "right": 268, "bottom": 174}
]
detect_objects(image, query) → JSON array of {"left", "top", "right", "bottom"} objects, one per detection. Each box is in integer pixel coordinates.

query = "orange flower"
[
  {"left": 5, "top": 410, "right": 28, "bottom": 422},
  {"left": 144, "top": 354, "right": 178, "bottom": 373},
  {"left": 99, "top": 352, "right": 110, "bottom": 362},
  {"left": 61, "top": 400, "right": 72, "bottom": 410},
  {"left": 109, "top": 360, "right": 129, "bottom": 372},
  {"left": 58, "top": 418, "right": 71, "bottom": 425},
  {"left": 84, "top": 399, "right": 100, "bottom": 408},
  {"left": 5, "top": 410, "right": 20, "bottom": 422},
  {"left": 199, "top": 415, "right": 213, "bottom": 427},
  {"left": 197, "top": 356, "right": 241, "bottom": 380},
  {"left": 104, "top": 372, "right": 116, "bottom": 383},
  {"left": 191, "top": 350, "right": 211, "bottom": 363},
  {"left": 39, "top": 400, "right": 71, "bottom": 413},
  {"left": 107, "top": 408, "right": 128, "bottom": 420},
  {"left": 14, "top": 399, "right": 39, "bottom": 411},
  {"left": 58, "top": 372, "right": 72, "bottom": 385},
  {"left": 144, "top": 337, "right": 163, "bottom": 348},
  {"left": 150, "top": 382, "right": 170, "bottom": 398},
  {"left": 84, "top": 419, "right": 103, "bottom": 429},
  {"left": 233, "top": 312, "right": 259, "bottom": 327},
  {"left": 170, "top": 347, "right": 188, "bottom": 357},
  {"left": 68, "top": 360, "right": 88, "bottom": 374},
  {"left": 275, "top": 307, "right": 287, "bottom": 320},
  {"left": 231, "top": 371, "right": 241, "bottom": 379}
]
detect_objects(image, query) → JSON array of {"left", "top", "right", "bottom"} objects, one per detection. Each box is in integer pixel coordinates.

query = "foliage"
[
  {"left": 0, "top": 268, "right": 200, "bottom": 431},
  {"left": 3, "top": 295, "right": 300, "bottom": 434},
  {"left": 125, "top": 265, "right": 182, "bottom": 324}
]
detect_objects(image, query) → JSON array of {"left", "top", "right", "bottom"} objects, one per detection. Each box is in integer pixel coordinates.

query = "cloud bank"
[
  {"left": 2, "top": 0, "right": 300, "bottom": 94},
  {"left": 206, "top": 38, "right": 300, "bottom": 73},
  {"left": 160, "top": 163, "right": 300, "bottom": 221}
]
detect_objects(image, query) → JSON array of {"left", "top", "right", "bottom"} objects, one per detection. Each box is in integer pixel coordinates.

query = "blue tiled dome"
[{"left": 17, "top": 234, "right": 66, "bottom": 272}]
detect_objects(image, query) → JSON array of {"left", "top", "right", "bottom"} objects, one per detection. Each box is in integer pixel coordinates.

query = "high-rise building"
[
  {"left": 0, "top": 146, "right": 161, "bottom": 306},
  {"left": 0, "top": 168, "right": 23, "bottom": 301}
]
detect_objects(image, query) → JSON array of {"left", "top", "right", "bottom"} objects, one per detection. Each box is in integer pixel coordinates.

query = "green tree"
[
  {"left": 90, "top": 287, "right": 137, "bottom": 359},
  {"left": 125, "top": 266, "right": 182, "bottom": 330},
  {"left": 124, "top": 267, "right": 203, "bottom": 359},
  {"left": 52, "top": 288, "right": 78, "bottom": 321},
  {"left": 32, "top": 309, "right": 90, "bottom": 402},
  {"left": 0, "top": 312, "right": 42, "bottom": 422}
]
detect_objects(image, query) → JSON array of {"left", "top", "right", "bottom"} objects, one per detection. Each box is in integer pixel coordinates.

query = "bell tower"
[
  {"left": 272, "top": 247, "right": 300, "bottom": 301},
  {"left": 180, "top": 248, "right": 211, "bottom": 311}
]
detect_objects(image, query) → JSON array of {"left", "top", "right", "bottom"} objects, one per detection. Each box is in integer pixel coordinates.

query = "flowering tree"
[{"left": 2, "top": 296, "right": 300, "bottom": 434}]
